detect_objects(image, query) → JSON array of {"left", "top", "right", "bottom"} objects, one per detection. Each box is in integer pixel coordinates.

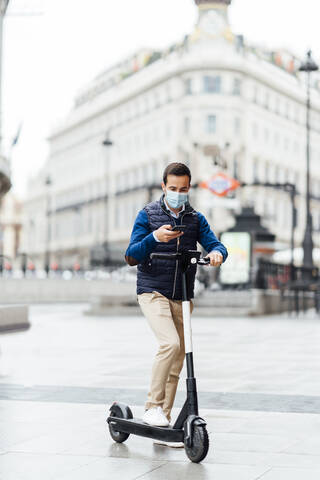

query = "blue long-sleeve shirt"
[{"left": 125, "top": 209, "right": 228, "bottom": 264}]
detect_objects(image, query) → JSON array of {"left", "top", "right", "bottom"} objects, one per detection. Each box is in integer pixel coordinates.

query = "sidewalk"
[{"left": 0, "top": 303, "right": 319, "bottom": 479}]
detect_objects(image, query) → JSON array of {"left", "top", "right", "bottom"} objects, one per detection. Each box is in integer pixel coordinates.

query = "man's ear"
[{"left": 161, "top": 181, "right": 166, "bottom": 193}]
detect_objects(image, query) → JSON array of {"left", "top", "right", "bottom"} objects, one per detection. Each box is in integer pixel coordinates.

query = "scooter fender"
[
  {"left": 108, "top": 402, "right": 133, "bottom": 420},
  {"left": 184, "top": 415, "right": 207, "bottom": 448}
]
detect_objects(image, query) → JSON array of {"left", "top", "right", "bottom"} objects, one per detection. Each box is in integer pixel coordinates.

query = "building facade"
[
  {"left": 21, "top": 0, "right": 320, "bottom": 270},
  {"left": 0, "top": 0, "right": 11, "bottom": 198},
  {"left": 0, "top": 191, "right": 21, "bottom": 263},
  {"left": 0, "top": 1, "right": 12, "bottom": 265}
]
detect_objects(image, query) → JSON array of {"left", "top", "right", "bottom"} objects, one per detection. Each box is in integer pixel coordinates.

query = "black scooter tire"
[
  {"left": 184, "top": 425, "right": 209, "bottom": 463},
  {"left": 108, "top": 406, "right": 132, "bottom": 443}
]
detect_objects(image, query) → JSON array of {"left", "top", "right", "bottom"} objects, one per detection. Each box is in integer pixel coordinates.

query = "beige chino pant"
[{"left": 137, "top": 290, "right": 194, "bottom": 423}]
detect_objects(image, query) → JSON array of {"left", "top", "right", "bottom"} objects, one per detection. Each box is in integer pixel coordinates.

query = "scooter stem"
[{"left": 182, "top": 272, "right": 193, "bottom": 357}]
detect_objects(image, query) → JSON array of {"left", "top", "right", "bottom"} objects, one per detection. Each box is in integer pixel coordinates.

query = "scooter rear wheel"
[
  {"left": 108, "top": 405, "right": 132, "bottom": 443},
  {"left": 184, "top": 425, "right": 209, "bottom": 463}
]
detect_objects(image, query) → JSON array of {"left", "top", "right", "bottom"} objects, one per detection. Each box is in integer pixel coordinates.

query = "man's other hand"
[
  {"left": 205, "top": 251, "right": 223, "bottom": 267},
  {"left": 154, "top": 224, "right": 184, "bottom": 243}
]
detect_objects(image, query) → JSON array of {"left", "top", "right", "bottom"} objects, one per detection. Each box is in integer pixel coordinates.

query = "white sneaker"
[
  {"left": 142, "top": 407, "right": 169, "bottom": 427},
  {"left": 153, "top": 440, "right": 184, "bottom": 448}
]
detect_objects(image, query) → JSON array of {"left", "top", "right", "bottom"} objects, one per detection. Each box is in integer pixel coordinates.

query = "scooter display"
[{"left": 107, "top": 249, "right": 211, "bottom": 463}]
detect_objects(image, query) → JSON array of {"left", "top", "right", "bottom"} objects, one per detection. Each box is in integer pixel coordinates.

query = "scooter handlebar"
[
  {"left": 150, "top": 252, "right": 210, "bottom": 265},
  {"left": 197, "top": 258, "right": 210, "bottom": 265}
]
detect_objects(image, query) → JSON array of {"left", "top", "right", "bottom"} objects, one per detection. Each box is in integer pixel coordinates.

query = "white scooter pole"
[{"left": 182, "top": 300, "right": 193, "bottom": 354}]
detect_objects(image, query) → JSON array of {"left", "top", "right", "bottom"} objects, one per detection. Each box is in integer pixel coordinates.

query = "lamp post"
[
  {"left": 299, "top": 50, "right": 319, "bottom": 271},
  {"left": 101, "top": 132, "right": 113, "bottom": 266}
]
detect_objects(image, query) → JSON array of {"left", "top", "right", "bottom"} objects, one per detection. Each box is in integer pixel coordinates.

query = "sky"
[{"left": 2, "top": 0, "right": 320, "bottom": 199}]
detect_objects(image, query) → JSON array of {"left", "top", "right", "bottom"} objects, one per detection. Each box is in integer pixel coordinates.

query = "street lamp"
[
  {"left": 299, "top": 50, "right": 319, "bottom": 271},
  {"left": 101, "top": 132, "right": 113, "bottom": 265}
]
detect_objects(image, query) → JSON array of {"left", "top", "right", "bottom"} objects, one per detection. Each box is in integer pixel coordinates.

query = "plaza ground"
[{"left": 0, "top": 303, "right": 319, "bottom": 479}]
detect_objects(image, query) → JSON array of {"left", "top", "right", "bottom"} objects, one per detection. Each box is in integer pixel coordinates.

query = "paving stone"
[
  {"left": 0, "top": 451, "right": 103, "bottom": 480},
  {"left": 255, "top": 466, "right": 320, "bottom": 480},
  {"left": 53, "top": 458, "right": 166, "bottom": 480},
  {"left": 132, "top": 461, "right": 271, "bottom": 480}
]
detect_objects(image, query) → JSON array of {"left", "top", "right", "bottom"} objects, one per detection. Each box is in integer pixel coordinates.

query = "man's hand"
[
  {"left": 154, "top": 224, "right": 184, "bottom": 243},
  {"left": 205, "top": 250, "right": 223, "bottom": 267}
]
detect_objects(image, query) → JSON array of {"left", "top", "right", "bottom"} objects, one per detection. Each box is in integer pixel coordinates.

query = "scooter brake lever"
[{"left": 198, "top": 258, "right": 210, "bottom": 265}]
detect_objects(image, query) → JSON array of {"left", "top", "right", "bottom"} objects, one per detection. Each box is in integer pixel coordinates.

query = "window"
[
  {"left": 154, "top": 92, "right": 160, "bottom": 108},
  {"left": 127, "top": 103, "right": 133, "bottom": 120},
  {"left": 128, "top": 170, "right": 135, "bottom": 189},
  {"left": 156, "top": 160, "right": 163, "bottom": 179},
  {"left": 288, "top": 169, "right": 295, "bottom": 185},
  {"left": 144, "top": 130, "right": 150, "bottom": 148},
  {"left": 204, "top": 76, "right": 221, "bottom": 93},
  {"left": 135, "top": 135, "right": 140, "bottom": 151},
  {"left": 278, "top": 167, "right": 285, "bottom": 183},
  {"left": 131, "top": 202, "right": 136, "bottom": 224},
  {"left": 54, "top": 221, "right": 59, "bottom": 241},
  {"left": 234, "top": 117, "right": 241, "bottom": 134},
  {"left": 252, "top": 122, "right": 259, "bottom": 139},
  {"left": 265, "top": 162, "right": 269, "bottom": 182},
  {"left": 206, "top": 115, "right": 216, "bottom": 134},
  {"left": 185, "top": 78, "right": 192, "bottom": 95},
  {"left": 153, "top": 127, "right": 158, "bottom": 143},
  {"left": 166, "top": 84, "right": 172, "bottom": 102},
  {"left": 285, "top": 102, "right": 290, "bottom": 119},
  {"left": 233, "top": 155, "right": 238, "bottom": 179},
  {"left": 147, "top": 162, "right": 155, "bottom": 184},
  {"left": 253, "top": 158, "right": 259, "bottom": 182},
  {"left": 137, "top": 166, "right": 144, "bottom": 186},
  {"left": 184, "top": 117, "right": 190, "bottom": 135},
  {"left": 269, "top": 164, "right": 275, "bottom": 183},
  {"left": 233, "top": 78, "right": 241, "bottom": 95},
  {"left": 119, "top": 203, "right": 125, "bottom": 229}
]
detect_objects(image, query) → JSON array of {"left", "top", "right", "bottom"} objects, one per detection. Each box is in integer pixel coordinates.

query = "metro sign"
[{"left": 199, "top": 173, "right": 240, "bottom": 197}]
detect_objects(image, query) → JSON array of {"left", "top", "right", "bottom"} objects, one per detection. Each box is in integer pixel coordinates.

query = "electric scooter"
[{"left": 107, "top": 249, "right": 210, "bottom": 463}]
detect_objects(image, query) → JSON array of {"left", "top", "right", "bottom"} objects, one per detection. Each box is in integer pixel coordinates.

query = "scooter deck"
[{"left": 107, "top": 416, "right": 184, "bottom": 442}]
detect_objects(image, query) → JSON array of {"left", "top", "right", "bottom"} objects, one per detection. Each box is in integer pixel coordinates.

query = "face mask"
[{"left": 165, "top": 190, "right": 189, "bottom": 209}]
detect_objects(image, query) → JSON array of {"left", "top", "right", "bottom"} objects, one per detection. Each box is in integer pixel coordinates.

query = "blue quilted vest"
[{"left": 137, "top": 193, "right": 199, "bottom": 300}]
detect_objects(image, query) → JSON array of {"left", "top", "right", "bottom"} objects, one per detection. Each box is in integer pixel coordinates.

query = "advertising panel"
[{"left": 220, "top": 232, "right": 251, "bottom": 284}]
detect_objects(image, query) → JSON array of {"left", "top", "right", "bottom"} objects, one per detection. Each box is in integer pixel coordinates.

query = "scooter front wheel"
[
  {"left": 108, "top": 404, "right": 132, "bottom": 443},
  {"left": 184, "top": 425, "right": 209, "bottom": 463}
]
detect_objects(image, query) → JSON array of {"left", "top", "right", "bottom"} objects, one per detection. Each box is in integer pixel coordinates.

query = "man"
[{"left": 125, "top": 162, "right": 228, "bottom": 447}]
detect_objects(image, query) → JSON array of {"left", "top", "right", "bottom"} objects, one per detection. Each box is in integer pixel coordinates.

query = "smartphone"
[{"left": 171, "top": 225, "right": 187, "bottom": 231}]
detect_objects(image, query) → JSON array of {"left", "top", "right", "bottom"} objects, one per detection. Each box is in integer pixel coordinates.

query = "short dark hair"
[{"left": 163, "top": 162, "right": 191, "bottom": 185}]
